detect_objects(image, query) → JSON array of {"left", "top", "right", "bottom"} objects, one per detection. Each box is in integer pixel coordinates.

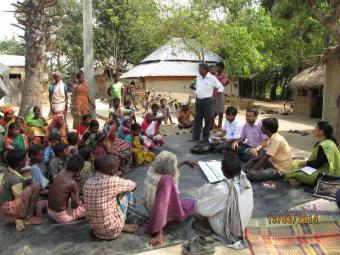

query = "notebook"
[
  {"left": 198, "top": 160, "right": 225, "bottom": 183},
  {"left": 299, "top": 166, "right": 317, "bottom": 175}
]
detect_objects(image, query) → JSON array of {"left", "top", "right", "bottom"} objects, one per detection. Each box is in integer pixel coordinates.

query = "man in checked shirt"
[{"left": 83, "top": 155, "right": 138, "bottom": 240}]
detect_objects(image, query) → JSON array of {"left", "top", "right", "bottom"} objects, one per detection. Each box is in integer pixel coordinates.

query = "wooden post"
[{"left": 83, "top": 0, "right": 96, "bottom": 116}]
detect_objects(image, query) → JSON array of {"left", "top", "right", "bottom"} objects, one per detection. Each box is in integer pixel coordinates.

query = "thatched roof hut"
[{"left": 288, "top": 65, "right": 325, "bottom": 90}]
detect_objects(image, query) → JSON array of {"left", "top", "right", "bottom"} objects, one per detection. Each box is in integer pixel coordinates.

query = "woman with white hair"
[{"left": 143, "top": 151, "right": 196, "bottom": 246}]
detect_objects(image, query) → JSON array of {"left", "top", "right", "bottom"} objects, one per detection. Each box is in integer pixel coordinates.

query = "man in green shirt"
[{"left": 107, "top": 73, "right": 124, "bottom": 106}]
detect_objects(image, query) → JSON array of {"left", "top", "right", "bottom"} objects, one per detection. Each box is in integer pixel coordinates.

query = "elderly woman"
[
  {"left": 284, "top": 121, "right": 340, "bottom": 186},
  {"left": 141, "top": 112, "right": 164, "bottom": 150},
  {"left": 143, "top": 151, "right": 196, "bottom": 246},
  {"left": 72, "top": 70, "right": 95, "bottom": 130},
  {"left": 49, "top": 72, "right": 68, "bottom": 121}
]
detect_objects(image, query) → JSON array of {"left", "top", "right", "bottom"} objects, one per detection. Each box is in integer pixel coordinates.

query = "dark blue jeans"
[{"left": 192, "top": 98, "right": 212, "bottom": 140}]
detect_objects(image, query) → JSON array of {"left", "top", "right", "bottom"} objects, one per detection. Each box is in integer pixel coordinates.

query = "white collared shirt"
[
  {"left": 195, "top": 72, "right": 224, "bottom": 99},
  {"left": 223, "top": 118, "right": 243, "bottom": 141}
]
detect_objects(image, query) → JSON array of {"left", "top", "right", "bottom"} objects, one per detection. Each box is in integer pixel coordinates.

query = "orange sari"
[{"left": 73, "top": 82, "right": 90, "bottom": 129}]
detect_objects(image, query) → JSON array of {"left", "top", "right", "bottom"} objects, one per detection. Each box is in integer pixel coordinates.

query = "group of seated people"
[
  {"left": 0, "top": 102, "right": 254, "bottom": 249},
  {"left": 1, "top": 100, "right": 339, "bottom": 250},
  {"left": 208, "top": 106, "right": 340, "bottom": 186}
]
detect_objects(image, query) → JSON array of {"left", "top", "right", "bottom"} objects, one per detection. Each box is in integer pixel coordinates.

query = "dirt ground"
[{"left": 2, "top": 100, "right": 319, "bottom": 255}]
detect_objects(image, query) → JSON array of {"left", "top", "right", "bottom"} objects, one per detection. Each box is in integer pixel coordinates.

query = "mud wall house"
[
  {"left": 288, "top": 65, "right": 324, "bottom": 119},
  {"left": 0, "top": 55, "right": 25, "bottom": 105},
  {"left": 120, "top": 38, "right": 238, "bottom": 101}
]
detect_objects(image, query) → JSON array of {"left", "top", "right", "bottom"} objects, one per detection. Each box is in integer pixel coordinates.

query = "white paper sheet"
[
  {"left": 198, "top": 161, "right": 225, "bottom": 183},
  {"left": 299, "top": 166, "right": 317, "bottom": 175}
]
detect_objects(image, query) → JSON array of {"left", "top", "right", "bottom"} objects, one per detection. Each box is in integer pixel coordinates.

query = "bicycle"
[{"left": 284, "top": 98, "right": 294, "bottom": 112}]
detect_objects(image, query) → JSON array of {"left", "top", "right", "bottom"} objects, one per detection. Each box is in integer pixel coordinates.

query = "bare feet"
[
  {"left": 288, "top": 179, "right": 303, "bottom": 186},
  {"left": 15, "top": 219, "right": 25, "bottom": 232},
  {"left": 149, "top": 231, "right": 164, "bottom": 246},
  {"left": 24, "top": 216, "right": 46, "bottom": 226},
  {"left": 122, "top": 223, "right": 138, "bottom": 233}
]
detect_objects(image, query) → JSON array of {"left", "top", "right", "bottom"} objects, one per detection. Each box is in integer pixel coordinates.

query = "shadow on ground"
[{"left": 0, "top": 134, "right": 315, "bottom": 255}]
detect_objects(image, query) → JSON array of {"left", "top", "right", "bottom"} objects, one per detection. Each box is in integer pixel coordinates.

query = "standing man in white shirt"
[
  {"left": 190, "top": 63, "right": 224, "bottom": 142},
  {"left": 209, "top": 106, "right": 243, "bottom": 153}
]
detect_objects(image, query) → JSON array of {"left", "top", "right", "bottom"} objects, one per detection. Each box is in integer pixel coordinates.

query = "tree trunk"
[{"left": 16, "top": 0, "right": 59, "bottom": 117}]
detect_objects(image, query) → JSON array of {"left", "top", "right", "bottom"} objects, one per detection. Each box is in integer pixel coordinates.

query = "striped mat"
[{"left": 245, "top": 212, "right": 340, "bottom": 255}]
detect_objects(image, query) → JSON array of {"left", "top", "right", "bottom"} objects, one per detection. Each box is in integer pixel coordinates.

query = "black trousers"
[{"left": 192, "top": 98, "right": 212, "bottom": 140}]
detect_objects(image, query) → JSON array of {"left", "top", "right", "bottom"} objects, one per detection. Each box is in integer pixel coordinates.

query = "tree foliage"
[{"left": 0, "top": 37, "right": 25, "bottom": 55}]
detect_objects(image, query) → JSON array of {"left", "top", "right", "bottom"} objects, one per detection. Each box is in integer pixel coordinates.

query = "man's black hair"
[
  {"left": 48, "top": 133, "right": 61, "bottom": 142},
  {"left": 199, "top": 62, "right": 209, "bottom": 70},
  {"left": 151, "top": 103, "right": 159, "bottom": 109},
  {"left": 28, "top": 144, "right": 44, "bottom": 158},
  {"left": 79, "top": 147, "right": 92, "bottom": 161},
  {"left": 131, "top": 123, "right": 141, "bottom": 131},
  {"left": 246, "top": 107, "right": 259, "bottom": 117},
  {"left": 67, "top": 132, "right": 78, "bottom": 145},
  {"left": 124, "top": 99, "right": 131, "bottom": 105},
  {"left": 262, "top": 118, "right": 279, "bottom": 134},
  {"left": 89, "top": 119, "right": 99, "bottom": 128},
  {"left": 66, "top": 155, "right": 85, "bottom": 172},
  {"left": 82, "top": 114, "right": 91, "bottom": 121},
  {"left": 53, "top": 143, "right": 69, "bottom": 157},
  {"left": 7, "top": 149, "right": 27, "bottom": 169},
  {"left": 221, "top": 151, "right": 241, "bottom": 178},
  {"left": 216, "top": 62, "right": 225, "bottom": 69},
  {"left": 226, "top": 106, "right": 238, "bottom": 116}
]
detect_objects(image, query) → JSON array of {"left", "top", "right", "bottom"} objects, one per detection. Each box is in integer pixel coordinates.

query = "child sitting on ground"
[
  {"left": 160, "top": 99, "right": 173, "bottom": 125},
  {"left": 109, "top": 97, "right": 123, "bottom": 127},
  {"left": 94, "top": 132, "right": 107, "bottom": 157},
  {"left": 151, "top": 103, "right": 164, "bottom": 127},
  {"left": 48, "top": 143, "right": 70, "bottom": 182},
  {"left": 44, "top": 133, "right": 62, "bottom": 164},
  {"left": 48, "top": 155, "right": 86, "bottom": 223},
  {"left": 122, "top": 100, "right": 136, "bottom": 123},
  {"left": 78, "top": 147, "right": 93, "bottom": 198},
  {"left": 177, "top": 103, "right": 193, "bottom": 129},
  {"left": 67, "top": 132, "right": 78, "bottom": 155},
  {"left": 77, "top": 114, "right": 91, "bottom": 140},
  {"left": 131, "top": 123, "right": 156, "bottom": 166},
  {"left": 83, "top": 155, "right": 138, "bottom": 240},
  {"left": 80, "top": 119, "right": 100, "bottom": 151},
  {"left": 117, "top": 116, "right": 133, "bottom": 144}
]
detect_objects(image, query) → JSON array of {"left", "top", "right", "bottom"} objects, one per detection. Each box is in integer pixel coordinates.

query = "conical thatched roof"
[{"left": 288, "top": 65, "right": 325, "bottom": 90}]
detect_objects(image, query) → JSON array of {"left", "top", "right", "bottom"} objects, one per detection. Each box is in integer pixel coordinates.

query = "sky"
[{"left": 0, "top": 0, "right": 23, "bottom": 40}]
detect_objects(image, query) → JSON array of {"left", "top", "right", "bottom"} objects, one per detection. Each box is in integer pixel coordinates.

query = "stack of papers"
[
  {"left": 198, "top": 161, "right": 225, "bottom": 183},
  {"left": 299, "top": 166, "right": 317, "bottom": 175}
]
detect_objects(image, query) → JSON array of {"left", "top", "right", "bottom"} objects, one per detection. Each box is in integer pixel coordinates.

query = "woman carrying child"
[{"left": 117, "top": 116, "right": 133, "bottom": 144}]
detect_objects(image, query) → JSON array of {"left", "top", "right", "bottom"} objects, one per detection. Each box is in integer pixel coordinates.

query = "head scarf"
[
  {"left": 2, "top": 106, "right": 14, "bottom": 115},
  {"left": 49, "top": 114, "right": 64, "bottom": 130}
]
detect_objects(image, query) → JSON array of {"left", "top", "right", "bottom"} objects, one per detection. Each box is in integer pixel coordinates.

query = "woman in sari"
[
  {"left": 80, "top": 119, "right": 100, "bottom": 151},
  {"left": 3, "top": 123, "right": 28, "bottom": 161},
  {"left": 49, "top": 72, "right": 68, "bottom": 121},
  {"left": 284, "top": 121, "right": 340, "bottom": 186},
  {"left": 72, "top": 70, "right": 95, "bottom": 129},
  {"left": 48, "top": 114, "right": 68, "bottom": 144},
  {"left": 141, "top": 112, "right": 164, "bottom": 150},
  {"left": 103, "top": 125, "right": 132, "bottom": 172},
  {"left": 26, "top": 106, "right": 48, "bottom": 144},
  {"left": 117, "top": 116, "right": 133, "bottom": 144},
  {"left": 131, "top": 123, "right": 156, "bottom": 166},
  {"left": 1, "top": 106, "right": 15, "bottom": 127},
  {"left": 15, "top": 116, "right": 32, "bottom": 144}
]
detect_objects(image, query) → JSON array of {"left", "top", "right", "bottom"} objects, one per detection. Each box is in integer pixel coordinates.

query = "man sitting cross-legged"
[
  {"left": 0, "top": 149, "right": 46, "bottom": 231},
  {"left": 194, "top": 152, "right": 253, "bottom": 248},
  {"left": 47, "top": 155, "right": 86, "bottom": 223},
  {"left": 143, "top": 151, "right": 196, "bottom": 246},
  {"left": 231, "top": 108, "right": 268, "bottom": 162},
  {"left": 209, "top": 106, "right": 243, "bottom": 153},
  {"left": 83, "top": 155, "right": 138, "bottom": 240},
  {"left": 244, "top": 118, "right": 292, "bottom": 182}
]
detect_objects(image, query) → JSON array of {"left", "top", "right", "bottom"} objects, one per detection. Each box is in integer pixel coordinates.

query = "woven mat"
[
  {"left": 245, "top": 213, "right": 340, "bottom": 255},
  {"left": 290, "top": 198, "right": 339, "bottom": 212}
]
